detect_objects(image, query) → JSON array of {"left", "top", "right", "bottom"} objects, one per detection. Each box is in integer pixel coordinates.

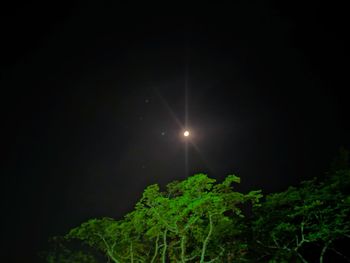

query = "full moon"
[{"left": 184, "top": 130, "right": 190, "bottom": 137}]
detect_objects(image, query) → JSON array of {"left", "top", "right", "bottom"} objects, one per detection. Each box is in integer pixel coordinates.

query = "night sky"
[{"left": 2, "top": 2, "right": 349, "bottom": 262}]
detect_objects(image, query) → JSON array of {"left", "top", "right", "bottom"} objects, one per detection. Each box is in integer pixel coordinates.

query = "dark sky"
[{"left": 1, "top": 2, "right": 349, "bottom": 262}]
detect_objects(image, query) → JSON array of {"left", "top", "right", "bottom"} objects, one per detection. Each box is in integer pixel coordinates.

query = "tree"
[
  {"left": 63, "top": 174, "right": 262, "bottom": 262},
  {"left": 135, "top": 173, "right": 262, "bottom": 262},
  {"left": 41, "top": 236, "right": 98, "bottom": 263},
  {"left": 45, "top": 149, "right": 350, "bottom": 263},
  {"left": 65, "top": 218, "right": 122, "bottom": 262},
  {"left": 45, "top": 161, "right": 350, "bottom": 262},
  {"left": 251, "top": 169, "right": 350, "bottom": 263}
]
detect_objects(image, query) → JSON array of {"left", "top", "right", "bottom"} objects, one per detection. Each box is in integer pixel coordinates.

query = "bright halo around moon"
[{"left": 184, "top": 130, "right": 190, "bottom": 137}]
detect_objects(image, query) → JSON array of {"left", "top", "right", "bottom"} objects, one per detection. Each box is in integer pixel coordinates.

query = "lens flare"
[{"left": 184, "top": 130, "right": 190, "bottom": 137}]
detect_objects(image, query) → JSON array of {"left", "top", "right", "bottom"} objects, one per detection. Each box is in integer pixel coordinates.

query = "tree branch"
[
  {"left": 153, "top": 209, "right": 178, "bottom": 233},
  {"left": 96, "top": 233, "right": 120, "bottom": 263},
  {"left": 200, "top": 213, "right": 214, "bottom": 263},
  {"left": 329, "top": 247, "right": 350, "bottom": 262},
  {"left": 150, "top": 234, "right": 160, "bottom": 263},
  {"left": 295, "top": 250, "right": 309, "bottom": 263},
  {"left": 180, "top": 236, "right": 186, "bottom": 263},
  {"left": 206, "top": 246, "right": 225, "bottom": 263},
  {"left": 161, "top": 229, "right": 168, "bottom": 263},
  {"left": 130, "top": 242, "right": 134, "bottom": 263}
]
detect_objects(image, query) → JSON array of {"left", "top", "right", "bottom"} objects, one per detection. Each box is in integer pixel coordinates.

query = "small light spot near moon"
[
  {"left": 145, "top": 99, "right": 149, "bottom": 103},
  {"left": 161, "top": 131, "right": 166, "bottom": 136},
  {"left": 184, "top": 130, "right": 190, "bottom": 137}
]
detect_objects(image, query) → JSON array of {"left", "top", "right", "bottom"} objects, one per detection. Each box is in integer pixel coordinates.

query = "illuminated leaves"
[
  {"left": 49, "top": 168, "right": 350, "bottom": 262},
  {"left": 61, "top": 174, "right": 262, "bottom": 262},
  {"left": 131, "top": 173, "right": 262, "bottom": 262}
]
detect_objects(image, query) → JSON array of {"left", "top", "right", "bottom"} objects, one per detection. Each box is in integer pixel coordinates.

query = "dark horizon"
[{"left": 1, "top": 2, "right": 349, "bottom": 262}]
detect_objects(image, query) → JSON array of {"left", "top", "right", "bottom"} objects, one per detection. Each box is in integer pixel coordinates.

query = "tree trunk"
[
  {"left": 162, "top": 230, "right": 168, "bottom": 263},
  {"left": 200, "top": 214, "right": 214, "bottom": 263},
  {"left": 320, "top": 240, "right": 332, "bottom": 263},
  {"left": 151, "top": 234, "right": 160, "bottom": 263}
]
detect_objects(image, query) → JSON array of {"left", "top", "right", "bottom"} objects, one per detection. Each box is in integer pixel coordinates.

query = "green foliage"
[
  {"left": 251, "top": 168, "right": 350, "bottom": 262},
  {"left": 59, "top": 174, "right": 262, "bottom": 262},
  {"left": 131, "top": 173, "right": 262, "bottom": 262},
  {"left": 42, "top": 236, "right": 98, "bottom": 263},
  {"left": 45, "top": 154, "right": 350, "bottom": 262}
]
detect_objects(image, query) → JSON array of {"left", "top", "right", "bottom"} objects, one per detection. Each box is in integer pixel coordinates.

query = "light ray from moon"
[
  {"left": 184, "top": 45, "right": 190, "bottom": 176},
  {"left": 153, "top": 42, "right": 214, "bottom": 176},
  {"left": 153, "top": 88, "right": 184, "bottom": 130}
]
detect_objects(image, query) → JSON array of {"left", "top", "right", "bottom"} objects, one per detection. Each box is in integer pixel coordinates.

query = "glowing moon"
[{"left": 184, "top": 130, "right": 190, "bottom": 137}]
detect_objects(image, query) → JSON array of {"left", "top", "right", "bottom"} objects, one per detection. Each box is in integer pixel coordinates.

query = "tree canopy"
[
  {"left": 251, "top": 169, "right": 350, "bottom": 262},
  {"left": 60, "top": 174, "right": 262, "bottom": 262},
  {"left": 43, "top": 153, "right": 350, "bottom": 262}
]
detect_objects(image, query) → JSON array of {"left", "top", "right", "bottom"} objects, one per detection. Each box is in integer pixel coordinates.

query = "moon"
[{"left": 184, "top": 130, "right": 190, "bottom": 137}]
